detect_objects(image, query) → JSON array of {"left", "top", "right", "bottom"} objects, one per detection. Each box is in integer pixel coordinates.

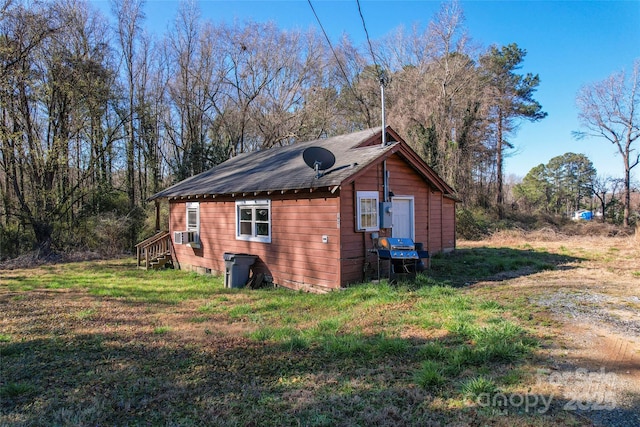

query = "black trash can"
[{"left": 223, "top": 253, "right": 257, "bottom": 288}]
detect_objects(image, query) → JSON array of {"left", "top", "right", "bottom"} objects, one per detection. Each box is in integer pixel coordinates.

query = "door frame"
[{"left": 391, "top": 196, "right": 415, "bottom": 240}]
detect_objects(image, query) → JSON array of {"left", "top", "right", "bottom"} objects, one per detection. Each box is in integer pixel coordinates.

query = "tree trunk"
[
  {"left": 32, "top": 221, "right": 53, "bottom": 258},
  {"left": 127, "top": 91, "right": 136, "bottom": 249},
  {"left": 496, "top": 110, "right": 504, "bottom": 218},
  {"left": 624, "top": 160, "right": 630, "bottom": 227}
]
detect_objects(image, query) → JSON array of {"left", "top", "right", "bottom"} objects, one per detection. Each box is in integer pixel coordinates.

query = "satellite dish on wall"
[{"left": 303, "top": 146, "right": 335, "bottom": 178}]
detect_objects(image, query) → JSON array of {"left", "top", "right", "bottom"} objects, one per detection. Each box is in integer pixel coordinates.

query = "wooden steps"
[
  {"left": 149, "top": 252, "right": 173, "bottom": 270},
  {"left": 136, "top": 231, "right": 173, "bottom": 270}
]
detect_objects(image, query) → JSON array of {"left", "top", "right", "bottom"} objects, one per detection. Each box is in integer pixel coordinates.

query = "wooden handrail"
[
  {"left": 136, "top": 230, "right": 170, "bottom": 248},
  {"left": 136, "top": 231, "right": 172, "bottom": 269}
]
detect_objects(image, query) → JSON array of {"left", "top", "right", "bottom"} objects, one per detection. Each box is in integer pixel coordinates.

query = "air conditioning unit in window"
[
  {"left": 174, "top": 231, "right": 187, "bottom": 244},
  {"left": 174, "top": 231, "right": 199, "bottom": 247}
]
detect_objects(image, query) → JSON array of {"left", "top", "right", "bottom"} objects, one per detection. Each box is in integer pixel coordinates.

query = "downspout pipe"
[
  {"left": 380, "top": 77, "right": 386, "bottom": 147},
  {"left": 383, "top": 160, "right": 389, "bottom": 203}
]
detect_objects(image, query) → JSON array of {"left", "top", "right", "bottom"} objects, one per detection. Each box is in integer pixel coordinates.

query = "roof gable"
[{"left": 150, "top": 127, "right": 454, "bottom": 200}]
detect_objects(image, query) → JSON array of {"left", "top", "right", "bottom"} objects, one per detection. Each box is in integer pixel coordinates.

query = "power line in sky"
[
  {"left": 307, "top": 0, "right": 387, "bottom": 132},
  {"left": 307, "top": 0, "right": 353, "bottom": 91},
  {"left": 355, "top": 0, "right": 385, "bottom": 84}
]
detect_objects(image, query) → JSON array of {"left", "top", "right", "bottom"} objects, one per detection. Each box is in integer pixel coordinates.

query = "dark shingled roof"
[{"left": 150, "top": 128, "right": 398, "bottom": 200}]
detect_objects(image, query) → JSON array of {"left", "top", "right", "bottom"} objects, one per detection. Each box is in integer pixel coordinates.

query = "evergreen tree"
[{"left": 479, "top": 44, "right": 547, "bottom": 217}]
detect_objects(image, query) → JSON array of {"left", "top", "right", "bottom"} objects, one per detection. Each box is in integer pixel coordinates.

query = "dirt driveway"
[{"left": 465, "top": 233, "right": 640, "bottom": 426}]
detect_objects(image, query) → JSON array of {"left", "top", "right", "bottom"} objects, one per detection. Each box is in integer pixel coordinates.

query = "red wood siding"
[
  {"left": 339, "top": 163, "right": 382, "bottom": 285},
  {"left": 338, "top": 153, "right": 448, "bottom": 284},
  {"left": 442, "top": 197, "right": 456, "bottom": 252},
  {"left": 429, "top": 191, "right": 443, "bottom": 253},
  {"left": 170, "top": 193, "right": 341, "bottom": 291},
  {"left": 384, "top": 155, "right": 430, "bottom": 249}
]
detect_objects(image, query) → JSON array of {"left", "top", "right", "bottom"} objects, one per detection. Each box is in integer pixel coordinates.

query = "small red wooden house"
[{"left": 147, "top": 127, "right": 456, "bottom": 292}]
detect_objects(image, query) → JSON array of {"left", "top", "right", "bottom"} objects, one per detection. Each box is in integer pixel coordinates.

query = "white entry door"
[{"left": 391, "top": 196, "right": 414, "bottom": 239}]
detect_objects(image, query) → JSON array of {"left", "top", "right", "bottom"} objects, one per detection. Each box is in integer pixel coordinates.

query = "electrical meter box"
[{"left": 380, "top": 202, "right": 393, "bottom": 229}]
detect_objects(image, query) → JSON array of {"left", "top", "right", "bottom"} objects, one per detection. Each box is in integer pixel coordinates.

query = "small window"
[
  {"left": 236, "top": 200, "right": 271, "bottom": 243},
  {"left": 186, "top": 202, "right": 199, "bottom": 231},
  {"left": 356, "top": 191, "right": 379, "bottom": 231}
]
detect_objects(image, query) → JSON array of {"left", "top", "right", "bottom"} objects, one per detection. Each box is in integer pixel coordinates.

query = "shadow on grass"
[
  {"left": 426, "top": 246, "right": 584, "bottom": 287},
  {"left": 1, "top": 259, "right": 225, "bottom": 304},
  {"left": 0, "top": 327, "right": 583, "bottom": 427},
  {"left": 0, "top": 249, "right": 594, "bottom": 425},
  {"left": 0, "top": 269, "right": 592, "bottom": 426}
]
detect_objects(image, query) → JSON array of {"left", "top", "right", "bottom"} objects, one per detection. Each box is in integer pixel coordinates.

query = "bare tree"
[
  {"left": 112, "top": 0, "right": 145, "bottom": 249},
  {"left": 0, "top": 0, "right": 54, "bottom": 231},
  {"left": 0, "top": 0, "right": 116, "bottom": 254},
  {"left": 378, "top": 22, "right": 434, "bottom": 73},
  {"left": 591, "top": 175, "right": 622, "bottom": 223},
  {"left": 162, "top": 1, "right": 223, "bottom": 179},
  {"left": 250, "top": 28, "right": 326, "bottom": 149},
  {"left": 329, "top": 35, "right": 380, "bottom": 132},
  {"left": 213, "top": 21, "right": 327, "bottom": 156},
  {"left": 576, "top": 59, "right": 640, "bottom": 227},
  {"left": 380, "top": 1, "right": 485, "bottom": 203}
]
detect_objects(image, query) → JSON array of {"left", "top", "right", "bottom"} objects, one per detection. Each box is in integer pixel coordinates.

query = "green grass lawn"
[{"left": 0, "top": 247, "right": 587, "bottom": 426}]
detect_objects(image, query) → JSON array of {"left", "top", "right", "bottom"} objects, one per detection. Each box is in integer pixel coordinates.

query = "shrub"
[
  {"left": 0, "top": 382, "right": 36, "bottom": 398},
  {"left": 419, "top": 342, "right": 447, "bottom": 360},
  {"left": 415, "top": 360, "right": 445, "bottom": 390},
  {"left": 0, "top": 223, "right": 33, "bottom": 260},
  {"left": 91, "top": 213, "right": 135, "bottom": 256},
  {"left": 281, "top": 335, "right": 309, "bottom": 351},
  {"left": 456, "top": 208, "right": 491, "bottom": 240},
  {"left": 374, "top": 335, "right": 410, "bottom": 356},
  {"left": 460, "top": 376, "right": 498, "bottom": 400}
]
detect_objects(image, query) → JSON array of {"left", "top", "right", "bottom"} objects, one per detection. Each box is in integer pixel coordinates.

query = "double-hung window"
[
  {"left": 186, "top": 202, "right": 199, "bottom": 232},
  {"left": 356, "top": 191, "right": 379, "bottom": 231},
  {"left": 185, "top": 202, "right": 200, "bottom": 246},
  {"left": 236, "top": 200, "right": 271, "bottom": 243}
]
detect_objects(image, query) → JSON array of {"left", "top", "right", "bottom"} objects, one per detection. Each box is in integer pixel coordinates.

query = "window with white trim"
[
  {"left": 179, "top": 202, "right": 200, "bottom": 247},
  {"left": 236, "top": 200, "right": 271, "bottom": 243},
  {"left": 356, "top": 191, "right": 379, "bottom": 231},
  {"left": 186, "top": 202, "right": 199, "bottom": 231}
]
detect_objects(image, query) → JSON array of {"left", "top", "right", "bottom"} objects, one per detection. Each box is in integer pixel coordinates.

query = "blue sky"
[{"left": 92, "top": 0, "right": 640, "bottom": 181}]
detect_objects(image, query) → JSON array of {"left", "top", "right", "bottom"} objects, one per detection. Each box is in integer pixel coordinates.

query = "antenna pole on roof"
[{"left": 380, "top": 70, "right": 389, "bottom": 147}]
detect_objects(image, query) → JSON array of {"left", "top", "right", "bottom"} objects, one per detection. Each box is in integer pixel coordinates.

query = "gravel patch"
[
  {"left": 578, "top": 407, "right": 640, "bottom": 427},
  {"left": 534, "top": 290, "right": 640, "bottom": 337},
  {"left": 533, "top": 290, "right": 640, "bottom": 426}
]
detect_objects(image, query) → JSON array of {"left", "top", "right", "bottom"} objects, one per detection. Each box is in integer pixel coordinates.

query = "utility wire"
[
  {"left": 307, "top": 0, "right": 354, "bottom": 92},
  {"left": 307, "top": 0, "right": 383, "bottom": 130},
  {"left": 355, "top": 0, "right": 386, "bottom": 85}
]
